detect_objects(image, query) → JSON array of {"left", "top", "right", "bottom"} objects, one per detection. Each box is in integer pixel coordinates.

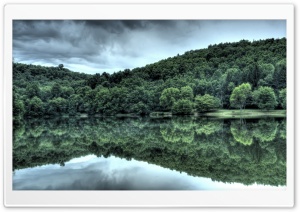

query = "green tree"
[
  {"left": 51, "top": 83, "right": 62, "bottom": 98},
  {"left": 106, "top": 87, "right": 129, "bottom": 114},
  {"left": 95, "top": 87, "right": 111, "bottom": 114},
  {"left": 172, "top": 99, "right": 194, "bottom": 115},
  {"left": 159, "top": 87, "right": 180, "bottom": 111},
  {"left": 230, "top": 83, "right": 252, "bottom": 110},
  {"left": 279, "top": 88, "right": 286, "bottom": 109},
  {"left": 61, "top": 87, "right": 75, "bottom": 99},
  {"left": 253, "top": 86, "right": 277, "bottom": 110},
  {"left": 28, "top": 96, "right": 44, "bottom": 116},
  {"left": 47, "top": 97, "right": 67, "bottom": 115},
  {"left": 131, "top": 101, "right": 149, "bottom": 115},
  {"left": 273, "top": 59, "right": 286, "bottom": 90},
  {"left": 194, "top": 94, "right": 220, "bottom": 112},
  {"left": 26, "top": 82, "right": 40, "bottom": 98},
  {"left": 258, "top": 63, "right": 275, "bottom": 87},
  {"left": 68, "top": 94, "right": 83, "bottom": 115},
  {"left": 180, "top": 86, "right": 194, "bottom": 101},
  {"left": 13, "top": 92, "right": 25, "bottom": 120}
]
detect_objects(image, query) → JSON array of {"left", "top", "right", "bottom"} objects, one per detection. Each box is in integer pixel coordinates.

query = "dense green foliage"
[
  {"left": 253, "top": 86, "right": 278, "bottom": 110},
  {"left": 230, "top": 83, "right": 252, "bottom": 110},
  {"left": 172, "top": 99, "right": 194, "bottom": 115},
  {"left": 13, "top": 117, "right": 286, "bottom": 186},
  {"left": 279, "top": 88, "right": 287, "bottom": 109},
  {"left": 194, "top": 94, "right": 220, "bottom": 112},
  {"left": 13, "top": 38, "right": 286, "bottom": 119}
]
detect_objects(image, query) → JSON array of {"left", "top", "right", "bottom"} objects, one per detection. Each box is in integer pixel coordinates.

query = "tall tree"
[
  {"left": 180, "top": 86, "right": 194, "bottom": 101},
  {"left": 230, "top": 83, "right": 252, "bottom": 110},
  {"left": 159, "top": 87, "right": 180, "bottom": 111}
]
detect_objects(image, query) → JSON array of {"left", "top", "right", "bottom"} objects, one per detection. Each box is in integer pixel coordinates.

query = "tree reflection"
[
  {"left": 254, "top": 119, "right": 278, "bottom": 142},
  {"left": 13, "top": 117, "right": 286, "bottom": 186},
  {"left": 230, "top": 120, "right": 253, "bottom": 146},
  {"left": 160, "top": 118, "right": 195, "bottom": 143}
]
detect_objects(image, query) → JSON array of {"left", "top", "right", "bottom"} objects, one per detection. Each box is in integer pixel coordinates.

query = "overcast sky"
[{"left": 13, "top": 20, "right": 286, "bottom": 74}]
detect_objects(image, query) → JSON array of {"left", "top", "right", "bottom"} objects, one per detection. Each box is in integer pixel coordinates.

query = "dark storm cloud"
[
  {"left": 13, "top": 20, "right": 286, "bottom": 74},
  {"left": 82, "top": 20, "right": 148, "bottom": 31}
]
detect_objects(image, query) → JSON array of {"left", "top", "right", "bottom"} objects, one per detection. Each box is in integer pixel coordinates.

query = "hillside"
[{"left": 13, "top": 38, "right": 287, "bottom": 119}]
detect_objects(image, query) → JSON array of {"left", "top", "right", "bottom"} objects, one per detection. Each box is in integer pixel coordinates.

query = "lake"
[{"left": 13, "top": 116, "right": 286, "bottom": 190}]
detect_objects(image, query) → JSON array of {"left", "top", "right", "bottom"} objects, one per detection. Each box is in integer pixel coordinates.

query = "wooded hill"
[{"left": 13, "top": 38, "right": 287, "bottom": 119}]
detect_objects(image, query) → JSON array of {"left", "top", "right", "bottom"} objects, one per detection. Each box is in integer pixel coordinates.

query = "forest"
[{"left": 13, "top": 38, "right": 287, "bottom": 120}]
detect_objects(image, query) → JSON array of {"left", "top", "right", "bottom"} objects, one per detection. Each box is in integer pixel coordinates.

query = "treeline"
[{"left": 13, "top": 38, "right": 286, "bottom": 119}]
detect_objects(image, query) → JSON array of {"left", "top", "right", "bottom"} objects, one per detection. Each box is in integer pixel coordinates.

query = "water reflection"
[
  {"left": 13, "top": 155, "right": 284, "bottom": 190},
  {"left": 13, "top": 117, "right": 286, "bottom": 189}
]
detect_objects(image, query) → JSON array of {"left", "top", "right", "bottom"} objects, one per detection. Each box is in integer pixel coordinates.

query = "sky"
[{"left": 13, "top": 20, "right": 286, "bottom": 75}]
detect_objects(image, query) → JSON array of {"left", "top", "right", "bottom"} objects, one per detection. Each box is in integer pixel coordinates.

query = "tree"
[
  {"left": 58, "top": 64, "right": 64, "bottom": 70},
  {"left": 253, "top": 86, "right": 277, "bottom": 110},
  {"left": 230, "top": 83, "right": 252, "bottom": 110},
  {"left": 51, "top": 83, "right": 62, "bottom": 98},
  {"left": 95, "top": 87, "right": 111, "bottom": 114},
  {"left": 68, "top": 94, "right": 83, "bottom": 115},
  {"left": 27, "top": 96, "right": 44, "bottom": 116},
  {"left": 159, "top": 87, "right": 180, "bottom": 111},
  {"left": 47, "top": 97, "right": 68, "bottom": 115},
  {"left": 13, "top": 93, "right": 25, "bottom": 120},
  {"left": 180, "top": 86, "right": 194, "bottom": 101},
  {"left": 60, "top": 87, "right": 75, "bottom": 99},
  {"left": 131, "top": 101, "right": 150, "bottom": 115},
  {"left": 279, "top": 88, "right": 286, "bottom": 109},
  {"left": 172, "top": 99, "right": 194, "bottom": 115},
  {"left": 195, "top": 94, "right": 220, "bottom": 112},
  {"left": 258, "top": 63, "right": 275, "bottom": 87},
  {"left": 26, "top": 82, "right": 40, "bottom": 98},
  {"left": 273, "top": 59, "right": 286, "bottom": 90},
  {"left": 87, "top": 73, "right": 102, "bottom": 89}
]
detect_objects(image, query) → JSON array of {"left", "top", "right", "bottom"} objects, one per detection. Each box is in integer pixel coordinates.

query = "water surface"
[{"left": 13, "top": 117, "right": 286, "bottom": 190}]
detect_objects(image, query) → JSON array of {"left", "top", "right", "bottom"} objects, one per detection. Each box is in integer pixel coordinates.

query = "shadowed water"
[{"left": 13, "top": 117, "right": 286, "bottom": 190}]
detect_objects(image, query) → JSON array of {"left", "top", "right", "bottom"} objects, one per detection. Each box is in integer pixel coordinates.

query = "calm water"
[{"left": 13, "top": 117, "right": 286, "bottom": 190}]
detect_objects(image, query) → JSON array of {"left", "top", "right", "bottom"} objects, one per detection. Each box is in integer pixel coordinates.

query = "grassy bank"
[{"left": 201, "top": 109, "right": 286, "bottom": 119}]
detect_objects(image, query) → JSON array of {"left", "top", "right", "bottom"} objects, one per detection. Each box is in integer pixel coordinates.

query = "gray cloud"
[{"left": 13, "top": 20, "right": 286, "bottom": 74}]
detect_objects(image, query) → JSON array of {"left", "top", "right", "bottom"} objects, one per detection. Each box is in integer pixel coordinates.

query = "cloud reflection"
[{"left": 13, "top": 155, "right": 284, "bottom": 190}]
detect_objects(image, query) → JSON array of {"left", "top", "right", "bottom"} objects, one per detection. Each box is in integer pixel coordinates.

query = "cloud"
[{"left": 13, "top": 20, "right": 286, "bottom": 74}]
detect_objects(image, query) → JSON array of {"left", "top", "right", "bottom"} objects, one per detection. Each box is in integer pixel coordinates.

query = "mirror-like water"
[{"left": 13, "top": 117, "right": 286, "bottom": 190}]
